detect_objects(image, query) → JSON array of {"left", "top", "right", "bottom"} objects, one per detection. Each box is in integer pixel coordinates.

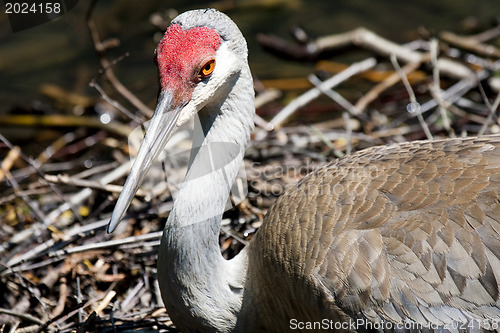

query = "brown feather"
[{"left": 249, "top": 135, "right": 500, "bottom": 330}]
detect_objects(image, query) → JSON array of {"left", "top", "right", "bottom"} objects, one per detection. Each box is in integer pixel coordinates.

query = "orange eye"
[{"left": 200, "top": 60, "right": 215, "bottom": 78}]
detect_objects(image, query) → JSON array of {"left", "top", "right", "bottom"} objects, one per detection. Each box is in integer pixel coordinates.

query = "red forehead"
[{"left": 156, "top": 24, "right": 221, "bottom": 93}]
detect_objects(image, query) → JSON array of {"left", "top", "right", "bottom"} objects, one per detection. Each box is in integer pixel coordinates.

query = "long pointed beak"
[{"left": 108, "top": 91, "right": 183, "bottom": 233}]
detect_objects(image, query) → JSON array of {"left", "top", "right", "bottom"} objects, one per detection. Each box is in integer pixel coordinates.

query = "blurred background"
[
  {"left": 1, "top": 1, "right": 500, "bottom": 330},
  {"left": 1, "top": 0, "right": 499, "bottom": 110}
]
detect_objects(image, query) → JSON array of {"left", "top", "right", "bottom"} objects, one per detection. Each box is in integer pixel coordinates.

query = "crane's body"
[{"left": 108, "top": 9, "right": 500, "bottom": 332}]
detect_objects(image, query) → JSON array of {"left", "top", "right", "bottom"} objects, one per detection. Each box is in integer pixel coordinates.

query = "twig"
[
  {"left": 255, "top": 57, "right": 376, "bottom": 140},
  {"left": 42, "top": 285, "right": 119, "bottom": 330},
  {"left": 220, "top": 226, "right": 249, "bottom": 246},
  {"left": 0, "top": 188, "right": 51, "bottom": 207},
  {"left": 0, "top": 145, "right": 20, "bottom": 182},
  {"left": 0, "top": 114, "right": 133, "bottom": 138},
  {"left": 52, "top": 277, "right": 68, "bottom": 318},
  {"left": 3, "top": 218, "right": 109, "bottom": 271},
  {"left": 307, "top": 125, "right": 342, "bottom": 156},
  {"left": 48, "top": 231, "right": 162, "bottom": 258},
  {"left": 354, "top": 56, "right": 428, "bottom": 113},
  {"left": 1, "top": 158, "right": 48, "bottom": 224},
  {"left": 16, "top": 325, "right": 40, "bottom": 333},
  {"left": 36, "top": 131, "right": 78, "bottom": 166},
  {"left": 259, "top": 27, "right": 478, "bottom": 81},
  {"left": 318, "top": 27, "right": 420, "bottom": 63},
  {"left": 44, "top": 174, "right": 147, "bottom": 196},
  {"left": 439, "top": 30, "right": 500, "bottom": 59},
  {"left": 72, "top": 161, "right": 120, "bottom": 179},
  {"left": 446, "top": 102, "right": 487, "bottom": 125},
  {"left": 0, "top": 134, "right": 82, "bottom": 223},
  {"left": 253, "top": 89, "right": 282, "bottom": 130},
  {"left": 471, "top": 24, "right": 500, "bottom": 43},
  {"left": 371, "top": 124, "right": 423, "bottom": 139},
  {"left": 430, "top": 38, "right": 452, "bottom": 135},
  {"left": 255, "top": 88, "right": 282, "bottom": 109},
  {"left": 93, "top": 290, "right": 117, "bottom": 315},
  {"left": 254, "top": 114, "right": 272, "bottom": 130},
  {"left": 4, "top": 257, "right": 63, "bottom": 275},
  {"left": 90, "top": 80, "right": 144, "bottom": 124},
  {"left": 45, "top": 159, "right": 132, "bottom": 223},
  {"left": 9, "top": 321, "right": 21, "bottom": 333},
  {"left": 153, "top": 280, "right": 164, "bottom": 308},
  {"left": 77, "top": 276, "right": 83, "bottom": 323},
  {"left": 390, "top": 53, "right": 433, "bottom": 140},
  {"left": 415, "top": 70, "right": 488, "bottom": 118},
  {"left": 284, "top": 128, "right": 378, "bottom": 145},
  {"left": 343, "top": 112, "right": 352, "bottom": 154},
  {"left": 307, "top": 74, "right": 364, "bottom": 118},
  {"left": 86, "top": 0, "right": 153, "bottom": 118},
  {"left": 305, "top": 74, "right": 355, "bottom": 153},
  {"left": 51, "top": 132, "right": 96, "bottom": 160},
  {"left": 0, "top": 308, "right": 44, "bottom": 325},
  {"left": 121, "top": 281, "right": 144, "bottom": 313},
  {"left": 478, "top": 86, "right": 500, "bottom": 135}
]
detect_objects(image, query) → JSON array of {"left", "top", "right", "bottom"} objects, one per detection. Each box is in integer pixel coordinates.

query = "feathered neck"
[{"left": 157, "top": 63, "right": 255, "bottom": 332}]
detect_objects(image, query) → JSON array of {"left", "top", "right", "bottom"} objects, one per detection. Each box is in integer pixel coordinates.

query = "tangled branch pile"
[{"left": 1, "top": 9, "right": 500, "bottom": 333}]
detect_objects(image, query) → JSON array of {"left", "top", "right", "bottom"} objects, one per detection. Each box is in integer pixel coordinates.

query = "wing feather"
[{"left": 253, "top": 135, "right": 500, "bottom": 330}]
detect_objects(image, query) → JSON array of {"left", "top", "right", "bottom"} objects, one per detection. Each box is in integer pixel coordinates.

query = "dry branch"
[
  {"left": 255, "top": 57, "right": 376, "bottom": 139},
  {"left": 0, "top": 114, "right": 133, "bottom": 138},
  {"left": 3, "top": 10, "right": 500, "bottom": 333},
  {"left": 354, "top": 56, "right": 427, "bottom": 113},
  {"left": 48, "top": 231, "right": 162, "bottom": 258},
  {"left": 439, "top": 30, "right": 500, "bottom": 59},
  {"left": 0, "top": 308, "right": 45, "bottom": 325},
  {"left": 44, "top": 174, "right": 147, "bottom": 197},
  {"left": 258, "top": 27, "right": 482, "bottom": 81},
  {"left": 86, "top": 0, "right": 154, "bottom": 119}
]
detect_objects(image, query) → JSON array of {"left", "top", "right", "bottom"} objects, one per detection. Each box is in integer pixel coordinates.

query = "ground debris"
[{"left": 1, "top": 10, "right": 500, "bottom": 333}]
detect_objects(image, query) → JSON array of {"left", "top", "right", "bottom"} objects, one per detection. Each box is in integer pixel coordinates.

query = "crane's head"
[{"left": 108, "top": 9, "right": 251, "bottom": 232}]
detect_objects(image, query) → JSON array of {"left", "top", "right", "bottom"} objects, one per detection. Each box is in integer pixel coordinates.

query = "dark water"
[{"left": 0, "top": 0, "right": 499, "bottom": 110}]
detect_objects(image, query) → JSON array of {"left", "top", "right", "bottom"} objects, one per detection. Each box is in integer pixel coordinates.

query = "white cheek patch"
[{"left": 176, "top": 43, "right": 242, "bottom": 126}]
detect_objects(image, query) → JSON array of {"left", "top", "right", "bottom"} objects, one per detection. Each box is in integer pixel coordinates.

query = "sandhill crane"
[{"left": 108, "top": 8, "right": 500, "bottom": 332}]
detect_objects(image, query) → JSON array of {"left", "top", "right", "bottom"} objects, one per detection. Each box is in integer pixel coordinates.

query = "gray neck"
[{"left": 157, "top": 65, "right": 254, "bottom": 332}]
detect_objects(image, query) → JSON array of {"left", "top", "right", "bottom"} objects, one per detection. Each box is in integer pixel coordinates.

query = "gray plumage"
[{"left": 109, "top": 9, "right": 500, "bottom": 332}]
